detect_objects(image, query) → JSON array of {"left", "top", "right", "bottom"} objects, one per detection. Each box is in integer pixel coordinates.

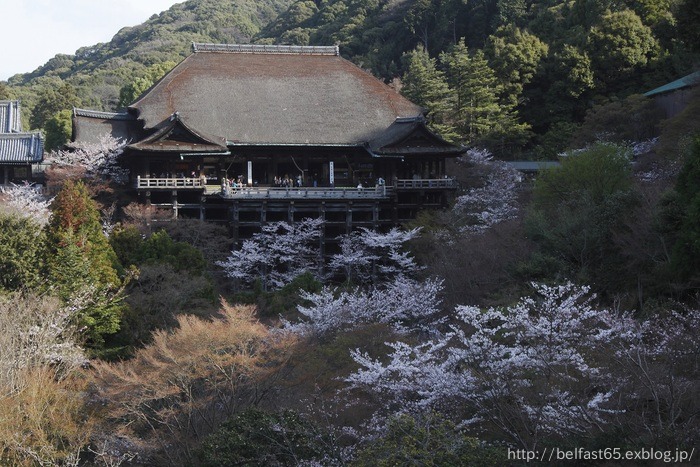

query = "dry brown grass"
[
  {"left": 0, "top": 368, "right": 93, "bottom": 466},
  {"left": 92, "top": 300, "right": 298, "bottom": 464},
  {"left": 0, "top": 293, "right": 93, "bottom": 466}
]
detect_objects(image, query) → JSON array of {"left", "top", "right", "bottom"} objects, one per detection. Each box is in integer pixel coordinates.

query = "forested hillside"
[
  {"left": 1, "top": 0, "right": 698, "bottom": 155},
  {"left": 256, "top": 0, "right": 699, "bottom": 154}
]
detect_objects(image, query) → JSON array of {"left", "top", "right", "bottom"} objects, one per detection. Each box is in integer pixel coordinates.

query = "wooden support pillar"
[
  {"left": 346, "top": 201, "right": 353, "bottom": 234},
  {"left": 261, "top": 201, "right": 267, "bottom": 223},
  {"left": 172, "top": 190, "right": 178, "bottom": 219},
  {"left": 230, "top": 201, "right": 240, "bottom": 245},
  {"left": 373, "top": 202, "right": 379, "bottom": 229},
  {"left": 288, "top": 201, "right": 295, "bottom": 223},
  {"left": 319, "top": 202, "right": 326, "bottom": 275},
  {"left": 200, "top": 194, "right": 206, "bottom": 221}
]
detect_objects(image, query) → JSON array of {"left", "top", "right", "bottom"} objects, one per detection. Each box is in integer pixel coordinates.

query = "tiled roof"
[
  {"left": 128, "top": 44, "right": 422, "bottom": 146},
  {"left": 74, "top": 108, "right": 135, "bottom": 120},
  {"left": 0, "top": 132, "right": 43, "bottom": 164},
  {"left": 507, "top": 161, "right": 561, "bottom": 172},
  {"left": 0, "top": 100, "right": 23, "bottom": 133}
]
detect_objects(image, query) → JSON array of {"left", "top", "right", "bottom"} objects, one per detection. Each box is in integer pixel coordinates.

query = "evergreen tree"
[
  {"left": 676, "top": 0, "right": 700, "bottom": 53},
  {"left": 441, "top": 41, "right": 501, "bottom": 143},
  {"left": 0, "top": 83, "right": 11, "bottom": 100},
  {"left": 485, "top": 25, "right": 548, "bottom": 107},
  {"left": 401, "top": 47, "right": 456, "bottom": 141},
  {"left": 45, "top": 180, "right": 124, "bottom": 345},
  {"left": 587, "top": 9, "right": 659, "bottom": 92},
  {"left": 44, "top": 109, "right": 73, "bottom": 151},
  {"left": 441, "top": 40, "right": 530, "bottom": 151},
  {"left": 526, "top": 142, "right": 639, "bottom": 291},
  {"left": 29, "top": 82, "right": 81, "bottom": 131},
  {"left": 0, "top": 213, "right": 45, "bottom": 292}
]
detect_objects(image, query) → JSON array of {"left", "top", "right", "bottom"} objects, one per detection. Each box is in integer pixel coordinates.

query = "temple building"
[
  {"left": 73, "top": 43, "right": 464, "bottom": 241},
  {"left": 0, "top": 101, "right": 44, "bottom": 185}
]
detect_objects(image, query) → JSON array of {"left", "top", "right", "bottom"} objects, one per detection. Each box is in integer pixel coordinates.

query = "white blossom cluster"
[
  {"left": 631, "top": 137, "right": 658, "bottom": 156},
  {"left": 452, "top": 148, "right": 521, "bottom": 234},
  {"left": 345, "top": 283, "right": 641, "bottom": 449},
  {"left": 283, "top": 276, "right": 444, "bottom": 336},
  {"left": 45, "top": 134, "right": 129, "bottom": 184},
  {"left": 217, "top": 218, "right": 324, "bottom": 290},
  {"left": 220, "top": 221, "right": 423, "bottom": 291},
  {"left": 0, "top": 294, "right": 88, "bottom": 393},
  {"left": 328, "top": 227, "right": 423, "bottom": 284},
  {"left": 0, "top": 181, "right": 53, "bottom": 226}
]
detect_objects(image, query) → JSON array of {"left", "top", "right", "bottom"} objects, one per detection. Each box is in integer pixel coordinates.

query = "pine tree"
[
  {"left": 441, "top": 42, "right": 501, "bottom": 142},
  {"left": 0, "top": 214, "right": 45, "bottom": 291},
  {"left": 442, "top": 40, "right": 531, "bottom": 152},
  {"left": 401, "top": 47, "right": 457, "bottom": 141}
]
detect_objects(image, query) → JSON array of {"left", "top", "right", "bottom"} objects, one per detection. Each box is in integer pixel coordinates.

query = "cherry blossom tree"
[
  {"left": 329, "top": 227, "right": 423, "bottom": 284},
  {"left": 217, "top": 218, "right": 324, "bottom": 291},
  {"left": 612, "top": 306, "right": 700, "bottom": 446},
  {"left": 346, "top": 282, "right": 634, "bottom": 450},
  {"left": 220, "top": 221, "right": 424, "bottom": 290},
  {"left": 451, "top": 148, "right": 521, "bottom": 233},
  {"left": 44, "top": 133, "right": 129, "bottom": 184},
  {"left": 0, "top": 293, "right": 87, "bottom": 395},
  {"left": 0, "top": 181, "right": 53, "bottom": 226},
  {"left": 283, "top": 276, "right": 444, "bottom": 337}
]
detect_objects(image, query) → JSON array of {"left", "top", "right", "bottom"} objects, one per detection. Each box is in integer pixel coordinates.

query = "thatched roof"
[
  {"left": 128, "top": 43, "right": 422, "bottom": 146},
  {"left": 72, "top": 109, "right": 143, "bottom": 145},
  {"left": 367, "top": 117, "right": 465, "bottom": 156}
]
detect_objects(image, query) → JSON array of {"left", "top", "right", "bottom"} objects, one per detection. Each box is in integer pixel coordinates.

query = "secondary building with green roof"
[{"left": 644, "top": 70, "right": 700, "bottom": 118}]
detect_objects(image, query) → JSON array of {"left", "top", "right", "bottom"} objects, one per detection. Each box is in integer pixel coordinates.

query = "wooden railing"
[
  {"left": 137, "top": 176, "right": 204, "bottom": 188},
  {"left": 136, "top": 176, "right": 458, "bottom": 194},
  {"left": 395, "top": 178, "right": 458, "bottom": 189},
  {"left": 221, "top": 186, "right": 393, "bottom": 199}
]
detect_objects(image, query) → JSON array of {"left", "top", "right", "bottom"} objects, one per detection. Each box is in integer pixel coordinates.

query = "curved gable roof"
[
  {"left": 128, "top": 112, "right": 228, "bottom": 152},
  {"left": 129, "top": 44, "right": 422, "bottom": 146}
]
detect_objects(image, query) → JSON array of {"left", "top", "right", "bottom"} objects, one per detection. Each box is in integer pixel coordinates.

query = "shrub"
[{"left": 197, "top": 408, "right": 340, "bottom": 466}]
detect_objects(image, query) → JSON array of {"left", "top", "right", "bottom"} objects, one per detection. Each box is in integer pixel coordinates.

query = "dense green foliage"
[
  {"left": 197, "top": 408, "right": 340, "bottom": 466},
  {"left": 0, "top": 214, "right": 45, "bottom": 291},
  {"left": 669, "top": 137, "right": 700, "bottom": 283},
  {"left": 1, "top": 0, "right": 696, "bottom": 158},
  {"left": 352, "top": 413, "right": 505, "bottom": 466},
  {"left": 108, "top": 226, "right": 216, "bottom": 351},
  {"left": 111, "top": 226, "right": 207, "bottom": 274},
  {"left": 45, "top": 181, "right": 125, "bottom": 345},
  {"left": 526, "top": 143, "right": 640, "bottom": 292}
]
